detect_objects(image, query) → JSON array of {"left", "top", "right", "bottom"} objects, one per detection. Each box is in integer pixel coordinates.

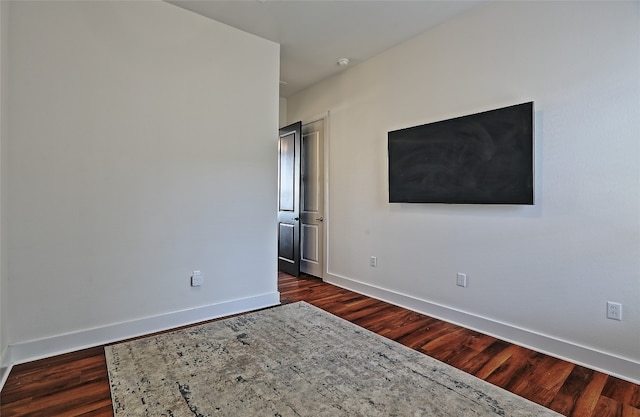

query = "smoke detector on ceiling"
[{"left": 337, "top": 58, "right": 350, "bottom": 67}]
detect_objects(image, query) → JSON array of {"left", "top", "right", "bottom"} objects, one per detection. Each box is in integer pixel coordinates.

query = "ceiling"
[{"left": 168, "top": 1, "right": 484, "bottom": 98}]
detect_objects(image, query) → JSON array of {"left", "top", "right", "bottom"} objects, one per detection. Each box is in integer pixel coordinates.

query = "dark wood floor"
[{"left": 1, "top": 272, "right": 639, "bottom": 416}]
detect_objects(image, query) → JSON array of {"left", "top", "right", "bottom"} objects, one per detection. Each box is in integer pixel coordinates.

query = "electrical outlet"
[
  {"left": 456, "top": 273, "right": 467, "bottom": 287},
  {"left": 370, "top": 256, "right": 377, "bottom": 267},
  {"left": 191, "top": 270, "right": 203, "bottom": 287},
  {"left": 606, "top": 301, "right": 622, "bottom": 321}
]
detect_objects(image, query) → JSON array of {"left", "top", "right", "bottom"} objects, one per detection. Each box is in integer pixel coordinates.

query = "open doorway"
[{"left": 277, "top": 118, "right": 326, "bottom": 278}]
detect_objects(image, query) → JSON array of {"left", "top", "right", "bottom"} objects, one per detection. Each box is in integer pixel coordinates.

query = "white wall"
[
  {"left": 6, "top": 1, "right": 280, "bottom": 360},
  {"left": 279, "top": 97, "right": 288, "bottom": 128},
  {"left": 0, "top": 0, "right": 8, "bottom": 380},
  {"left": 288, "top": 1, "right": 640, "bottom": 382}
]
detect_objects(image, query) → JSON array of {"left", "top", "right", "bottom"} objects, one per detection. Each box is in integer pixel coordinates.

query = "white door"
[{"left": 300, "top": 119, "right": 325, "bottom": 278}]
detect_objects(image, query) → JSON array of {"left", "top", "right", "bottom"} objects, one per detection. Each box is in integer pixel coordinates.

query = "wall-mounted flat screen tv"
[{"left": 388, "top": 102, "right": 534, "bottom": 204}]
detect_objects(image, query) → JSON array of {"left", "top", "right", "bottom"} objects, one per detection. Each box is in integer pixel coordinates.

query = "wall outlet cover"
[
  {"left": 191, "top": 270, "right": 203, "bottom": 287},
  {"left": 606, "top": 301, "right": 622, "bottom": 321},
  {"left": 457, "top": 273, "right": 467, "bottom": 287}
]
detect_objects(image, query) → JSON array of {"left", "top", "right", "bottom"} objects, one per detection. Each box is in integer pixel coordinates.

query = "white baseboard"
[
  {"left": 0, "top": 347, "right": 12, "bottom": 392},
  {"left": 2, "top": 291, "right": 280, "bottom": 389},
  {"left": 325, "top": 272, "right": 640, "bottom": 385}
]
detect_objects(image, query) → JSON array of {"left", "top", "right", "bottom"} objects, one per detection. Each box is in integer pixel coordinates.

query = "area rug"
[{"left": 105, "top": 302, "right": 562, "bottom": 416}]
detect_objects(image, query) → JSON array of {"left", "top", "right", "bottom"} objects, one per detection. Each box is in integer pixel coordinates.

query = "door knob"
[
  {"left": 316, "top": 217, "right": 324, "bottom": 221},
  {"left": 294, "top": 217, "right": 299, "bottom": 221}
]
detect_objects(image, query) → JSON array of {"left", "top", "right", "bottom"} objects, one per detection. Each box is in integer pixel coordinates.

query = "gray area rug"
[{"left": 105, "top": 302, "right": 562, "bottom": 416}]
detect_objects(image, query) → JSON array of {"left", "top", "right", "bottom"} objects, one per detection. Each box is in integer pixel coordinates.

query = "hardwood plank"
[
  {"left": 512, "top": 379, "right": 560, "bottom": 410},
  {"left": 524, "top": 354, "right": 575, "bottom": 393},
  {"left": 443, "top": 332, "right": 498, "bottom": 372},
  {"left": 474, "top": 343, "right": 520, "bottom": 380},
  {"left": 603, "top": 376, "right": 640, "bottom": 408},
  {"left": 375, "top": 311, "right": 432, "bottom": 337},
  {"left": 571, "top": 371, "right": 610, "bottom": 417},
  {"left": 419, "top": 328, "right": 468, "bottom": 358},
  {"left": 549, "top": 366, "right": 596, "bottom": 416},
  {"left": 1, "top": 272, "right": 638, "bottom": 417},
  {"left": 485, "top": 346, "right": 537, "bottom": 390},
  {"left": 593, "top": 396, "right": 640, "bottom": 417},
  {"left": 509, "top": 354, "right": 574, "bottom": 407},
  {"left": 351, "top": 304, "right": 408, "bottom": 333},
  {"left": 2, "top": 355, "right": 107, "bottom": 403},
  {"left": 593, "top": 395, "right": 625, "bottom": 417},
  {"left": 623, "top": 404, "right": 640, "bottom": 417},
  {"left": 390, "top": 317, "right": 448, "bottom": 349}
]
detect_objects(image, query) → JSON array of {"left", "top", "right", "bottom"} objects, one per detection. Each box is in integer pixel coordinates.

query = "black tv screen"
[{"left": 388, "top": 102, "right": 534, "bottom": 204}]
